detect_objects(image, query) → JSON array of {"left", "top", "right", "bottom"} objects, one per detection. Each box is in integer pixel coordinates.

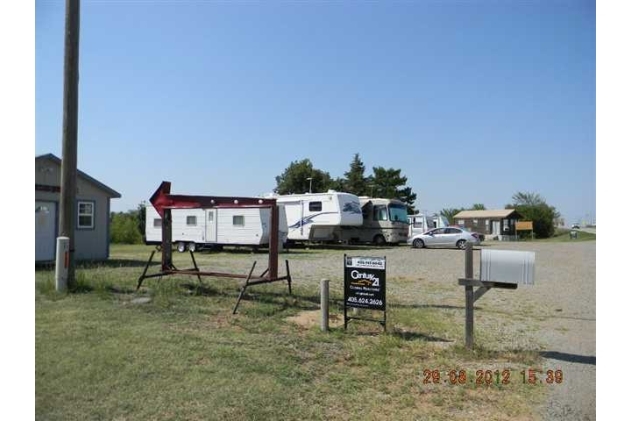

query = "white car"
[{"left": 408, "top": 227, "right": 481, "bottom": 249}]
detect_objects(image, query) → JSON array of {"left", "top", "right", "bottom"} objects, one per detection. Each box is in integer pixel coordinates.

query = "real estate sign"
[{"left": 344, "top": 255, "right": 387, "bottom": 330}]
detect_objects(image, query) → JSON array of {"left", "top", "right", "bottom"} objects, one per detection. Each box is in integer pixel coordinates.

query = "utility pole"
[{"left": 58, "top": 0, "right": 80, "bottom": 290}]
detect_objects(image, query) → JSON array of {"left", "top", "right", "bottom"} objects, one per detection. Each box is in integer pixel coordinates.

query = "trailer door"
[{"left": 205, "top": 209, "right": 217, "bottom": 243}]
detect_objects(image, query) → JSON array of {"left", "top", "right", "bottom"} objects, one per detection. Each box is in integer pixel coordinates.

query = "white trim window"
[{"left": 77, "top": 201, "right": 95, "bottom": 229}]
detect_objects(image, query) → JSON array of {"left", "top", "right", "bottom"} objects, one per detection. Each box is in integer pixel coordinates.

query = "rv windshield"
[{"left": 388, "top": 204, "right": 408, "bottom": 223}]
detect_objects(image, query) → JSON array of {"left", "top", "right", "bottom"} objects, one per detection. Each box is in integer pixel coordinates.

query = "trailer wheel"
[
  {"left": 187, "top": 242, "right": 196, "bottom": 253},
  {"left": 177, "top": 242, "right": 186, "bottom": 253},
  {"left": 373, "top": 234, "right": 386, "bottom": 246}
]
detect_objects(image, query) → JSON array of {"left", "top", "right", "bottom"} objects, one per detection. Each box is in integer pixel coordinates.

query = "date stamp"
[{"left": 422, "top": 368, "right": 564, "bottom": 386}]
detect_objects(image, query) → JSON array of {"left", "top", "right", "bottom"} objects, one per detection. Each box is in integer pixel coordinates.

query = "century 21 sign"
[{"left": 344, "top": 256, "right": 386, "bottom": 311}]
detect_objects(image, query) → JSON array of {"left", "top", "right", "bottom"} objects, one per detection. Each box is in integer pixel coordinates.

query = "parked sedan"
[{"left": 408, "top": 227, "right": 481, "bottom": 249}]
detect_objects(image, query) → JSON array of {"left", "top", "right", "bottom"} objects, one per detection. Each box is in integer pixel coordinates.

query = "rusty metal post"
[
  {"left": 268, "top": 203, "right": 279, "bottom": 279},
  {"left": 161, "top": 208, "right": 172, "bottom": 271}
]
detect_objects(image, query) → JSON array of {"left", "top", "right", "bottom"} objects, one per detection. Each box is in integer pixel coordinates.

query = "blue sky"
[{"left": 35, "top": 0, "right": 596, "bottom": 225}]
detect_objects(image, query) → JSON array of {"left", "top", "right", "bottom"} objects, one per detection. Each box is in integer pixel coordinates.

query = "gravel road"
[{"left": 280, "top": 240, "right": 596, "bottom": 420}]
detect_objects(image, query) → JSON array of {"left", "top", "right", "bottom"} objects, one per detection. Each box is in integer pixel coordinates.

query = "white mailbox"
[{"left": 480, "top": 249, "right": 535, "bottom": 285}]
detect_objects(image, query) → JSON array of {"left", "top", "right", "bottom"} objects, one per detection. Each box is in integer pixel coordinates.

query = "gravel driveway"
[{"left": 281, "top": 240, "right": 596, "bottom": 420}]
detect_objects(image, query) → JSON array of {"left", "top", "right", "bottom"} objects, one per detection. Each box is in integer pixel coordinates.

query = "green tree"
[
  {"left": 511, "top": 192, "right": 545, "bottom": 207},
  {"left": 470, "top": 203, "right": 486, "bottom": 210},
  {"left": 110, "top": 211, "right": 143, "bottom": 244},
  {"left": 508, "top": 191, "right": 560, "bottom": 238},
  {"left": 440, "top": 207, "right": 465, "bottom": 225},
  {"left": 343, "top": 153, "right": 369, "bottom": 196},
  {"left": 137, "top": 201, "right": 147, "bottom": 241},
  {"left": 274, "top": 159, "right": 333, "bottom": 194},
  {"left": 370, "top": 166, "right": 417, "bottom": 213},
  {"left": 329, "top": 177, "right": 346, "bottom": 192}
]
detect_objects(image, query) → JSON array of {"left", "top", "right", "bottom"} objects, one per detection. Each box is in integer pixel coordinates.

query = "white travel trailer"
[
  {"left": 145, "top": 205, "right": 288, "bottom": 252},
  {"left": 407, "top": 213, "right": 450, "bottom": 237},
  {"left": 273, "top": 191, "right": 363, "bottom": 243}
]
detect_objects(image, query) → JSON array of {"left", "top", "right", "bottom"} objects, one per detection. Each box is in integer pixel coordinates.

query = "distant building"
[
  {"left": 35, "top": 154, "right": 121, "bottom": 262},
  {"left": 453, "top": 209, "right": 523, "bottom": 237}
]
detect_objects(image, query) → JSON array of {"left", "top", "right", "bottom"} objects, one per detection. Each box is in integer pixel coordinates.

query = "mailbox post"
[{"left": 459, "top": 243, "right": 535, "bottom": 349}]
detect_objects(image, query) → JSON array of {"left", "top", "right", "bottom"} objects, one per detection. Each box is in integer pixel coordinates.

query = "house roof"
[
  {"left": 454, "top": 209, "right": 521, "bottom": 219},
  {"left": 36, "top": 153, "right": 122, "bottom": 198}
]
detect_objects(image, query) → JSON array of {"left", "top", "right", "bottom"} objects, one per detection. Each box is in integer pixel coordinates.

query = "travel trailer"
[
  {"left": 335, "top": 197, "right": 409, "bottom": 245},
  {"left": 407, "top": 213, "right": 450, "bottom": 237},
  {"left": 145, "top": 205, "right": 288, "bottom": 252},
  {"left": 273, "top": 191, "right": 363, "bottom": 243}
]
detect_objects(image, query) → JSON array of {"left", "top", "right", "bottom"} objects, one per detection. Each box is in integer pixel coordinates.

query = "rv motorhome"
[
  {"left": 407, "top": 213, "right": 450, "bottom": 237},
  {"left": 145, "top": 205, "right": 288, "bottom": 252},
  {"left": 273, "top": 191, "right": 363, "bottom": 243},
  {"left": 335, "top": 197, "right": 409, "bottom": 245}
]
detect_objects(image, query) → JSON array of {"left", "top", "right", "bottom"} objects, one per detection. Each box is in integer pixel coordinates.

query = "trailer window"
[
  {"left": 186, "top": 216, "right": 197, "bottom": 226},
  {"left": 373, "top": 205, "right": 388, "bottom": 221},
  {"left": 309, "top": 201, "right": 322, "bottom": 212},
  {"left": 233, "top": 215, "right": 245, "bottom": 226},
  {"left": 153, "top": 218, "right": 161, "bottom": 228},
  {"left": 77, "top": 201, "right": 94, "bottom": 229}
]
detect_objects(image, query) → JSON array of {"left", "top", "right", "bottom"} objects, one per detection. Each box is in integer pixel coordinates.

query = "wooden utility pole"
[{"left": 58, "top": 0, "right": 80, "bottom": 289}]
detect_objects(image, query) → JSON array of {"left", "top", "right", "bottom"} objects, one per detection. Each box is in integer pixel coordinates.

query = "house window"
[
  {"left": 77, "top": 201, "right": 94, "bottom": 229},
  {"left": 233, "top": 215, "right": 245, "bottom": 226},
  {"left": 309, "top": 201, "right": 322, "bottom": 212},
  {"left": 208, "top": 212, "right": 213, "bottom": 222},
  {"left": 153, "top": 218, "right": 161, "bottom": 228},
  {"left": 473, "top": 219, "right": 478, "bottom": 226},
  {"left": 186, "top": 216, "right": 197, "bottom": 226},
  {"left": 457, "top": 219, "right": 464, "bottom": 226}
]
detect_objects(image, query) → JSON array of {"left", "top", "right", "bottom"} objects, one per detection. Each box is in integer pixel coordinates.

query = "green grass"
[
  {"left": 536, "top": 228, "right": 596, "bottom": 242},
  {"left": 36, "top": 244, "right": 546, "bottom": 420}
]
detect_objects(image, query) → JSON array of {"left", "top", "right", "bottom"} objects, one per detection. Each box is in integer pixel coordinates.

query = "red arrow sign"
[{"left": 149, "top": 181, "right": 277, "bottom": 218}]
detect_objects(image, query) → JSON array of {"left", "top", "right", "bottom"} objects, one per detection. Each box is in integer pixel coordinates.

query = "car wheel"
[
  {"left": 187, "top": 242, "right": 196, "bottom": 253},
  {"left": 456, "top": 239, "right": 467, "bottom": 250},
  {"left": 177, "top": 242, "right": 186, "bottom": 253},
  {"left": 373, "top": 234, "right": 386, "bottom": 246},
  {"left": 412, "top": 238, "right": 424, "bottom": 249}
]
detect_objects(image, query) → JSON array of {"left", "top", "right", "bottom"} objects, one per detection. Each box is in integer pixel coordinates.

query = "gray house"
[
  {"left": 35, "top": 154, "right": 121, "bottom": 262},
  {"left": 453, "top": 209, "right": 523, "bottom": 237}
]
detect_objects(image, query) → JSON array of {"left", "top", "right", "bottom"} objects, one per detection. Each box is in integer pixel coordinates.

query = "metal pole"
[
  {"left": 320, "top": 279, "right": 329, "bottom": 332},
  {"left": 465, "top": 242, "right": 474, "bottom": 349},
  {"left": 58, "top": 0, "right": 80, "bottom": 289}
]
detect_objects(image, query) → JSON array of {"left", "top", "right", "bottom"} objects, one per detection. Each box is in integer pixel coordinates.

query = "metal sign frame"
[
  {"left": 343, "top": 254, "right": 387, "bottom": 331},
  {"left": 136, "top": 181, "right": 292, "bottom": 314}
]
